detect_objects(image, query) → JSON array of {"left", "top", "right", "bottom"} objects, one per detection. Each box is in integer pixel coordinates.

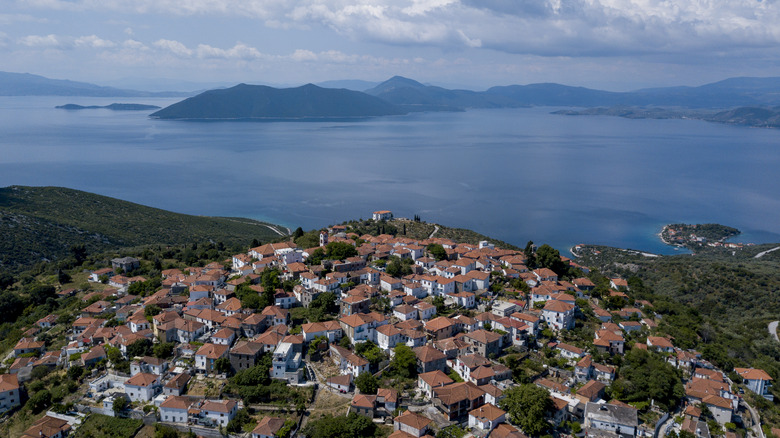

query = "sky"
[{"left": 1, "top": 0, "right": 780, "bottom": 91}]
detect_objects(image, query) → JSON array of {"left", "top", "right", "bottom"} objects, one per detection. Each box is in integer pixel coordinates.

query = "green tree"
[
  {"left": 214, "top": 357, "right": 231, "bottom": 374},
  {"left": 437, "top": 425, "right": 466, "bottom": 438},
  {"left": 113, "top": 396, "right": 128, "bottom": 416},
  {"left": 427, "top": 244, "right": 447, "bottom": 261},
  {"left": 355, "top": 341, "right": 385, "bottom": 367},
  {"left": 389, "top": 344, "right": 417, "bottom": 378},
  {"left": 28, "top": 284, "right": 56, "bottom": 305},
  {"left": 325, "top": 242, "right": 359, "bottom": 260},
  {"left": 28, "top": 389, "right": 52, "bottom": 413},
  {"left": 226, "top": 408, "right": 251, "bottom": 433},
  {"left": 535, "top": 244, "right": 567, "bottom": 277},
  {"left": 67, "top": 365, "right": 84, "bottom": 381},
  {"left": 144, "top": 304, "right": 162, "bottom": 318},
  {"left": 354, "top": 372, "right": 379, "bottom": 394},
  {"left": 302, "top": 412, "right": 377, "bottom": 438},
  {"left": 126, "top": 338, "right": 153, "bottom": 358},
  {"left": 499, "top": 384, "right": 553, "bottom": 436},
  {"left": 153, "top": 424, "right": 179, "bottom": 438},
  {"left": 609, "top": 348, "right": 684, "bottom": 411},
  {"left": 0, "top": 273, "right": 16, "bottom": 290},
  {"left": 153, "top": 342, "right": 175, "bottom": 359}
]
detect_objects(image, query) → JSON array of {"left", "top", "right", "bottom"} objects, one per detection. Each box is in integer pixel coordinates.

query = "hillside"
[
  {"left": 150, "top": 83, "right": 407, "bottom": 119},
  {"left": 553, "top": 106, "right": 780, "bottom": 128},
  {"left": 55, "top": 103, "right": 161, "bottom": 111},
  {"left": 365, "top": 75, "right": 780, "bottom": 110},
  {"left": 0, "top": 71, "right": 189, "bottom": 97},
  {"left": 0, "top": 186, "right": 286, "bottom": 273}
]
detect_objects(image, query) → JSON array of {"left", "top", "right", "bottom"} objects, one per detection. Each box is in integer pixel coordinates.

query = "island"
[
  {"left": 552, "top": 106, "right": 780, "bottom": 129},
  {"left": 661, "top": 223, "right": 744, "bottom": 250},
  {"left": 150, "top": 83, "right": 406, "bottom": 120},
  {"left": 56, "top": 103, "right": 161, "bottom": 111}
]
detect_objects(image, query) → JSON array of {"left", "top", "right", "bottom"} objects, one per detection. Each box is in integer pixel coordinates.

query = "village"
[{"left": 1, "top": 211, "right": 776, "bottom": 438}]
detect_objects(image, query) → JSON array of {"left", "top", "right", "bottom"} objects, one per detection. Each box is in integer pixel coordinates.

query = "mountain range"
[{"left": 4, "top": 70, "right": 780, "bottom": 121}]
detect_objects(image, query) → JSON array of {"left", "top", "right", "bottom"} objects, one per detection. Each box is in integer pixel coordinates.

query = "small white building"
[
  {"left": 124, "top": 372, "right": 161, "bottom": 402},
  {"left": 373, "top": 210, "right": 393, "bottom": 221}
]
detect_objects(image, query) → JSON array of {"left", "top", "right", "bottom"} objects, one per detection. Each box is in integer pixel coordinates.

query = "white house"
[
  {"left": 735, "top": 368, "right": 774, "bottom": 401},
  {"left": 373, "top": 210, "right": 393, "bottom": 221},
  {"left": 584, "top": 402, "right": 638, "bottom": 437},
  {"left": 200, "top": 399, "right": 238, "bottom": 427},
  {"left": 542, "top": 300, "right": 575, "bottom": 331},
  {"left": 160, "top": 395, "right": 191, "bottom": 423},
  {"left": 124, "top": 372, "right": 161, "bottom": 402},
  {"left": 468, "top": 403, "right": 506, "bottom": 432},
  {"left": 0, "top": 374, "right": 21, "bottom": 414}
]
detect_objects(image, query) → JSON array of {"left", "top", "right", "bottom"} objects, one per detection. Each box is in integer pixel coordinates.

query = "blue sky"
[{"left": 2, "top": 0, "right": 779, "bottom": 91}]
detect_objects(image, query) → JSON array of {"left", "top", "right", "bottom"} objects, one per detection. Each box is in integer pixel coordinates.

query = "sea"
[{"left": 1, "top": 96, "right": 779, "bottom": 255}]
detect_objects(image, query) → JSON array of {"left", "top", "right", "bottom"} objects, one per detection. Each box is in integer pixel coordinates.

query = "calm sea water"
[{"left": 1, "top": 96, "right": 779, "bottom": 255}]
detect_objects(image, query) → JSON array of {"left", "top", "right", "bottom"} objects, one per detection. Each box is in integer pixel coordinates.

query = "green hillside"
[
  {"left": 150, "top": 83, "right": 406, "bottom": 119},
  {"left": 0, "top": 186, "right": 286, "bottom": 273}
]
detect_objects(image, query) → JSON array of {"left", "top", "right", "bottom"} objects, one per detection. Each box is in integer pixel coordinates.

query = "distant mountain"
[
  {"left": 553, "top": 105, "right": 780, "bottom": 128},
  {"left": 365, "top": 76, "right": 520, "bottom": 111},
  {"left": 0, "top": 71, "right": 191, "bottom": 97},
  {"left": 365, "top": 75, "right": 780, "bottom": 110},
  {"left": 150, "top": 83, "right": 406, "bottom": 119},
  {"left": 56, "top": 103, "right": 160, "bottom": 111},
  {"left": 315, "top": 79, "right": 380, "bottom": 91}
]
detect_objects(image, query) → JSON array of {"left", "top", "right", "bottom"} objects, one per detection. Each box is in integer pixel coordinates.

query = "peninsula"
[{"left": 55, "top": 103, "right": 160, "bottom": 111}]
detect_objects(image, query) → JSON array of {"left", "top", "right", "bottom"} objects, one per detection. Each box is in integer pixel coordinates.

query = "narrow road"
[
  {"left": 769, "top": 321, "right": 779, "bottom": 342},
  {"left": 428, "top": 225, "right": 440, "bottom": 239},
  {"left": 754, "top": 246, "right": 780, "bottom": 258}
]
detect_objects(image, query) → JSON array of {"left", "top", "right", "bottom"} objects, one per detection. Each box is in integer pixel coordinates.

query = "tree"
[
  {"left": 226, "top": 408, "right": 251, "bottom": 433},
  {"left": 154, "top": 424, "right": 179, "bottom": 438},
  {"left": 260, "top": 268, "right": 282, "bottom": 307},
  {"left": 355, "top": 341, "right": 385, "bottom": 367},
  {"left": 214, "top": 357, "right": 231, "bottom": 374},
  {"left": 28, "top": 284, "right": 56, "bottom": 305},
  {"left": 390, "top": 344, "right": 417, "bottom": 378},
  {"left": 31, "top": 365, "right": 50, "bottom": 380},
  {"left": 437, "top": 425, "right": 466, "bottom": 438},
  {"left": 524, "top": 241, "right": 536, "bottom": 268},
  {"left": 609, "top": 348, "right": 684, "bottom": 411},
  {"left": 324, "top": 242, "right": 359, "bottom": 260},
  {"left": 67, "top": 365, "right": 84, "bottom": 381},
  {"left": 302, "top": 413, "right": 377, "bottom": 438},
  {"left": 144, "top": 304, "right": 162, "bottom": 318},
  {"left": 535, "top": 244, "right": 568, "bottom": 277},
  {"left": 354, "top": 372, "right": 379, "bottom": 394},
  {"left": 153, "top": 342, "right": 175, "bottom": 359},
  {"left": 57, "top": 269, "right": 71, "bottom": 285},
  {"left": 293, "top": 227, "right": 305, "bottom": 239},
  {"left": 126, "top": 338, "right": 153, "bottom": 358},
  {"left": 499, "top": 384, "right": 553, "bottom": 436},
  {"left": 70, "top": 244, "right": 88, "bottom": 265},
  {"left": 0, "top": 273, "right": 15, "bottom": 290},
  {"left": 28, "top": 389, "right": 52, "bottom": 413},
  {"left": 113, "top": 395, "right": 128, "bottom": 416},
  {"left": 427, "top": 244, "right": 447, "bottom": 261}
]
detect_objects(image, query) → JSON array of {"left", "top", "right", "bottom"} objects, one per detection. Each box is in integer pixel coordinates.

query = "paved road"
[
  {"left": 769, "top": 321, "right": 779, "bottom": 342},
  {"left": 754, "top": 246, "right": 780, "bottom": 258},
  {"left": 742, "top": 400, "right": 764, "bottom": 438},
  {"left": 428, "top": 225, "right": 440, "bottom": 239}
]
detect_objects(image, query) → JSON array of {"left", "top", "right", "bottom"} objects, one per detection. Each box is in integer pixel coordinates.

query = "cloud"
[
  {"left": 18, "top": 34, "right": 65, "bottom": 48},
  {"left": 153, "top": 39, "right": 193, "bottom": 57},
  {"left": 196, "top": 43, "right": 264, "bottom": 59},
  {"left": 16, "top": 0, "right": 780, "bottom": 60},
  {"left": 75, "top": 35, "right": 115, "bottom": 48}
]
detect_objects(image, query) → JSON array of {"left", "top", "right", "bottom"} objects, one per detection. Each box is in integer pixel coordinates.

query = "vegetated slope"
[
  {"left": 150, "top": 83, "right": 406, "bottom": 119},
  {"left": 577, "top": 245, "right": 780, "bottom": 398},
  {"left": 365, "top": 76, "right": 520, "bottom": 111},
  {"left": 0, "top": 71, "right": 188, "bottom": 97},
  {"left": 0, "top": 186, "right": 285, "bottom": 273}
]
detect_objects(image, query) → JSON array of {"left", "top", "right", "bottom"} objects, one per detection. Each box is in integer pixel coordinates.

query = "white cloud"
[
  {"left": 18, "top": 34, "right": 65, "bottom": 48},
  {"left": 153, "top": 39, "right": 193, "bottom": 57},
  {"left": 196, "top": 43, "right": 264, "bottom": 59},
  {"left": 123, "top": 39, "right": 147, "bottom": 50},
  {"left": 75, "top": 35, "right": 115, "bottom": 48}
]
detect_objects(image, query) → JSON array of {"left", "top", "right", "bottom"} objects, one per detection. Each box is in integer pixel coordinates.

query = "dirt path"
[
  {"left": 769, "top": 321, "right": 779, "bottom": 342},
  {"left": 754, "top": 246, "right": 780, "bottom": 258},
  {"left": 428, "top": 225, "right": 440, "bottom": 239}
]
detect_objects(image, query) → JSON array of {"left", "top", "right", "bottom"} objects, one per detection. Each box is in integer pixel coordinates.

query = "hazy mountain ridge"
[
  {"left": 0, "top": 71, "right": 191, "bottom": 97},
  {"left": 553, "top": 105, "right": 780, "bottom": 128},
  {"left": 56, "top": 103, "right": 161, "bottom": 111},
  {"left": 150, "top": 83, "right": 406, "bottom": 119}
]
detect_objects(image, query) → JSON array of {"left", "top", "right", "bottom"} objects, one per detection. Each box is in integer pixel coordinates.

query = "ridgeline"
[{"left": 0, "top": 186, "right": 286, "bottom": 273}]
